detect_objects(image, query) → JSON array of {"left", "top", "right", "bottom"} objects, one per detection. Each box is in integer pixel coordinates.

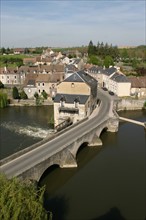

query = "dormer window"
[
  {"left": 60, "top": 96, "right": 66, "bottom": 107},
  {"left": 74, "top": 96, "right": 79, "bottom": 108}
]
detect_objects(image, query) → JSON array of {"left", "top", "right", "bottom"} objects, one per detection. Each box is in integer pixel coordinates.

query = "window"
[
  {"left": 7, "top": 76, "right": 9, "bottom": 79},
  {"left": 14, "top": 76, "right": 17, "bottom": 79},
  {"left": 60, "top": 96, "right": 65, "bottom": 107},
  {"left": 75, "top": 102, "right": 78, "bottom": 108},
  {"left": 71, "top": 83, "right": 75, "bottom": 88},
  {"left": 42, "top": 82, "right": 44, "bottom": 86}
]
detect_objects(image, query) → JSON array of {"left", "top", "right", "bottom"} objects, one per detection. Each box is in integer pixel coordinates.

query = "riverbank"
[
  {"left": 8, "top": 98, "right": 54, "bottom": 106},
  {"left": 117, "top": 97, "right": 146, "bottom": 111},
  {"left": 7, "top": 96, "right": 146, "bottom": 110}
]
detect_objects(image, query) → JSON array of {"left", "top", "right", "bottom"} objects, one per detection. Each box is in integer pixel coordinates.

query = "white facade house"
[
  {"left": 0, "top": 67, "right": 20, "bottom": 86},
  {"left": 109, "top": 73, "right": 131, "bottom": 97}
]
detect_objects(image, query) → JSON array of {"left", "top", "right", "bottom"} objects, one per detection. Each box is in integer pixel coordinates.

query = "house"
[
  {"left": 0, "top": 66, "right": 20, "bottom": 86},
  {"left": 87, "top": 65, "right": 105, "bottom": 87},
  {"left": 108, "top": 72, "right": 131, "bottom": 97},
  {"left": 102, "top": 67, "right": 118, "bottom": 88},
  {"left": 129, "top": 76, "right": 146, "bottom": 98},
  {"left": 23, "top": 57, "right": 37, "bottom": 66},
  {"left": 54, "top": 70, "right": 98, "bottom": 127},
  {"left": 35, "top": 72, "right": 64, "bottom": 98},
  {"left": 36, "top": 74, "right": 50, "bottom": 96},
  {"left": 64, "top": 64, "right": 78, "bottom": 79},
  {"left": 13, "top": 48, "right": 25, "bottom": 54},
  {"left": 72, "top": 58, "right": 85, "bottom": 70},
  {"left": 23, "top": 74, "right": 38, "bottom": 99}
]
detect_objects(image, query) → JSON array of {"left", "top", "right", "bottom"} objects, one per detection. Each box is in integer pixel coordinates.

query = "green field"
[{"left": 0, "top": 54, "right": 35, "bottom": 67}]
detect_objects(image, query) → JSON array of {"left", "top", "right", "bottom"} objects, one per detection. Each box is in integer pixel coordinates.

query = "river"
[{"left": 0, "top": 107, "right": 146, "bottom": 220}]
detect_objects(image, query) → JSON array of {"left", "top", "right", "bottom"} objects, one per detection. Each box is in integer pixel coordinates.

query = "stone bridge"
[
  {"left": 18, "top": 116, "right": 119, "bottom": 182},
  {"left": 0, "top": 89, "right": 119, "bottom": 182}
]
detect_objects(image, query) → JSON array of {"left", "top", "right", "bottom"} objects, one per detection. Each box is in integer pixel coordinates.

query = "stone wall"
[
  {"left": 116, "top": 98, "right": 146, "bottom": 111},
  {"left": 9, "top": 99, "right": 53, "bottom": 106}
]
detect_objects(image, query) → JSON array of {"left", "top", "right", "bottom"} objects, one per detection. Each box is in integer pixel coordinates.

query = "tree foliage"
[
  {"left": 0, "top": 81, "right": 4, "bottom": 89},
  {"left": 0, "top": 56, "right": 23, "bottom": 67},
  {"left": 20, "top": 90, "right": 28, "bottom": 99},
  {"left": 0, "top": 173, "right": 51, "bottom": 220},
  {"left": 12, "top": 87, "right": 19, "bottom": 99},
  {"left": 87, "top": 41, "right": 119, "bottom": 61},
  {"left": 41, "top": 90, "right": 48, "bottom": 99},
  {"left": 0, "top": 92, "right": 8, "bottom": 108},
  {"left": 88, "top": 55, "right": 101, "bottom": 65},
  {"left": 103, "top": 56, "right": 114, "bottom": 68}
]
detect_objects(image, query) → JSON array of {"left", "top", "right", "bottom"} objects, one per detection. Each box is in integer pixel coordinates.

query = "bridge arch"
[{"left": 38, "top": 164, "right": 60, "bottom": 183}]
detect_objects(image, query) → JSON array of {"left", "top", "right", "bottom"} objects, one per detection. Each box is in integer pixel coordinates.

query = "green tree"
[
  {"left": 41, "top": 90, "right": 48, "bottom": 99},
  {"left": 12, "top": 87, "right": 19, "bottom": 99},
  {"left": 0, "top": 47, "right": 6, "bottom": 54},
  {"left": 0, "top": 173, "right": 52, "bottom": 220},
  {"left": 0, "top": 92, "right": 8, "bottom": 108},
  {"left": 20, "top": 90, "right": 28, "bottom": 99},
  {"left": 34, "top": 92, "right": 39, "bottom": 99},
  {"left": 103, "top": 56, "right": 114, "bottom": 68},
  {"left": 0, "top": 81, "right": 4, "bottom": 89},
  {"left": 88, "top": 55, "right": 100, "bottom": 65},
  {"left": 88, "top": 40, "right": 96, "bottom": 56}
]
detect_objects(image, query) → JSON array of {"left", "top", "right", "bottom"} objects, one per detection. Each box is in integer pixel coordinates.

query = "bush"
[
  {"left": 34, "top": 92, "right": 39, "bottom": 99},
  {"left": 0, "top": 81, "right": 4, "bottom": 89},
  {"left": 12, "top": 87, "right": 19, "bottom": 99},
  {"left": 0, "top": 92, "right": 8, "bottom": 108},
  {"left": 20, "top": 90, "right": 28, "bottom": 99},
  {"left": 0, "top": 173, "right": 51, "bottom": 220},
  {"left": 41, "top": 90, "right": 48, "bottom": 99}
]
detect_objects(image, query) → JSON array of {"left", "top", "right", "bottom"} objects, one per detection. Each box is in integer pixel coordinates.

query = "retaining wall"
[{"left": 117, "top": 98, "right": 146, "bottom": 111}]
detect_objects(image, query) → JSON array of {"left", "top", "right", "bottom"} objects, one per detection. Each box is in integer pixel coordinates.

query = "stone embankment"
[
  {"left": 8, "top": 99, "right": 53, "bottom": 106},
  {"left": 117, "top": 98, "right": 146, "bottom": 111}
]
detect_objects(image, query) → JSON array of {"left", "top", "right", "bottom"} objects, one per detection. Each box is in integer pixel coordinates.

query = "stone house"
[
  {"left": 23, "top": 57, "right": 37, "bottom": 66},
  {"left": 129, "top": 76, "right": 146, "bottom": 98},
  {"left": 72, "top": 58, "right": 85, "bottom": 70},
  {"left": 23, "top": 74, "right": 38, "bottom": 99},
  {"left": 108, "top": 72, "right": 131, "bottom": 97},
  {"left": 54, "top": 70, "right": 98, "bottom": 127},
  {"left": 36, "top": 74, "right": 50, "bottom": 96},
  {"left": 0, "top": 67, "right": 20, "bottom": 86},
  {"left": 87, "top": 66, "right": 106, "bottom": 87},
  {"left": 13, "top": 48, "right": 25, "bottom": 54},
  {"left": 102, "top": 67, "right": 118, "bottom": 88}
]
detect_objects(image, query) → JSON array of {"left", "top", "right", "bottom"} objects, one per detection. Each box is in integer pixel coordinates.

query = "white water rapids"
[{"left": 1, "top": 121, "right": 54, "bottom": 139}]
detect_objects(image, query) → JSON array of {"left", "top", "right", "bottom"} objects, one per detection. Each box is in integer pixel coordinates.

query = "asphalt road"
[{"left": 0, "top": 88, "right": 113, "bottom": 178}]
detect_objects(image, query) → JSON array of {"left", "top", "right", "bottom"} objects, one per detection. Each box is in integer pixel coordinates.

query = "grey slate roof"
[
  {"left": 111, "top": 73, "right": 130, "bottom": 83},
  {"left": 64, "top": 70, "right": 97, "bottom": 97},
  {"left": 54, "top": 94, "right": 89, "bottom": 104},
  {"left": 104, "top": 67, "right": 117, "bottom": 76},
  {"left": 88, "top": 66, "right": 103, "bottom": 74}
]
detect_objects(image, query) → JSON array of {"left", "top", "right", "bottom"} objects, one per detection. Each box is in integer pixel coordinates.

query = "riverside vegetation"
[{"left": 0, "top": 173, "right": 52, "bottom": 220}]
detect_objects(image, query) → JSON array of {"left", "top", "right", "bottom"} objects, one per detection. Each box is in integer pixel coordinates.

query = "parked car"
[
  {"left": 109, "top": 91, "right": 114, "bottom": 96},
  {"left": 102, "top": 87, "right": 108, "bottom": 91}
]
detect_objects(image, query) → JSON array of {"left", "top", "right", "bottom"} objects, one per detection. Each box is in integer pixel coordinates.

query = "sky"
[{"left": 1, "top": 0, "right": 146, "bottom": 48}]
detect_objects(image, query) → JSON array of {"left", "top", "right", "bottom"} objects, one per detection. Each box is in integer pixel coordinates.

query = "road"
[{"left": 0, "top": 88, "right": 114, "bottom": 178}]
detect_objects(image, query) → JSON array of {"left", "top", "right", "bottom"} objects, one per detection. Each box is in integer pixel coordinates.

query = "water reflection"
[{"left": 40, "top": 111, "right": 146, "bottom": 220}]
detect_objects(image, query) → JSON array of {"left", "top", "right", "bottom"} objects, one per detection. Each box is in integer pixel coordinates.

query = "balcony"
[{"left": 59, "top": 106, "right": 79, "bottom": 114}]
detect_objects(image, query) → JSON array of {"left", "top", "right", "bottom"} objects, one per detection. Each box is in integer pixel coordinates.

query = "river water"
[{"left": 0, "top": 107, "right": 146, "bottom": 220}]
